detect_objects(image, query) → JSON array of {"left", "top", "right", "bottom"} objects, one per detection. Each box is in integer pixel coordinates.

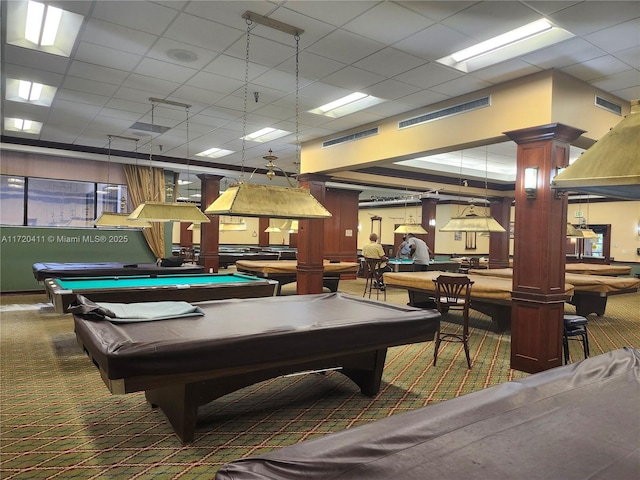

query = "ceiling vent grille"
[
  {"left": 323, "top": 127, "right": 379, "bottom": 148},
  {"left": 130, "top": 122, "right": 171, "bottom": 134},
  {"left": 398, "top": 96, "right": 491, "bottom": 129},
  {"left": 595, "top": 95, "right": 622, "bottom": 116}
]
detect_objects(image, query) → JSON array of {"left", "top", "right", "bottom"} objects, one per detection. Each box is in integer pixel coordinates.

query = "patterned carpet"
[{"left": 1, "top": 278, "right": 638, "bottom": 479}]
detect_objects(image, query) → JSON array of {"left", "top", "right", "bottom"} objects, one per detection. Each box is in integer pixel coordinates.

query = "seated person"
[{"left": 362, "top": 233, "right": 392, "bottom": 290}]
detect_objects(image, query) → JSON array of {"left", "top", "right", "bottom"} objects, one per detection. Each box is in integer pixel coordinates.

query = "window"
[
  {"left": 0, "top": 176, "right": 26, "bottom": 225},
  {"left": 27, "top": 178, "right": 95, "bottom": 227}
]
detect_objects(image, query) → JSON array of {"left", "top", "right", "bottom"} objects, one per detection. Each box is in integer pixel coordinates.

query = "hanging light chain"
[
  {"left": 241, "top": 17, "right": 252, "bottom": 181},
  {"left": 295, "top": 33, "right": 300, "bottom": 174}
]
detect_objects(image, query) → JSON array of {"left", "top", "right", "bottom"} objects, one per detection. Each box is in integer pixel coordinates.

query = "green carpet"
[{"left": 1, "top": 279, "right": 638, "bottom": 479}]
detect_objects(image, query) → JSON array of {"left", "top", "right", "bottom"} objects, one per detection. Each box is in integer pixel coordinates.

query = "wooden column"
[
  {"left": 505, "top": 124, "right": 585, "bottom": 373},
  {"left": 488, "top": 197, "right": 511, "bottom": 268},
  {"left": 296, "top": 174, "right": 328, "bottom": 294},
  {"left": 197, "top": 174, "right": 223, "bottom": 273},
  {"left": 258, "top": 218, "right": 269, "bottom": 246},
  {"left": 179, "top": 222, "right": 193, "bottom": 249},
  {"left": 421, "top": 198, "right": 437, "bottom": 254}
]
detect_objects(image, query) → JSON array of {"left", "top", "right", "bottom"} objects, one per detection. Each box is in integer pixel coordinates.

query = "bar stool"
[
  {"left": 563, "top": 314, "right": 590, "bottom": 364},
  {"left": 363, "top": 258, "right": 386, "bottom": 301}
]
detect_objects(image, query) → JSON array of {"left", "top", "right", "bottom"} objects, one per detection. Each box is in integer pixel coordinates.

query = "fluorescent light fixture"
[
  {"left": 310, "top": 92, "right": 385, "bottom": 118},
  {"left": 437, "top": 18, "right": 574, "bottom": 73},
  {"left": 196, "top": 147, "right": 235, "bottom": 159},
  {"left": 5, "top": 78, "right": 57, "bottom": 106},
  {"left": 242, "top": 128, "right": 291, "bottom": 143},
  {"left": 7, "top": 1, "right": 83, "bottom": 57},
  {"left": 26, "top": 1, "right": 62, "bottom": 46},
  {"left": 4, "top": 117, "right": 42, "bottom": 134},
  {"left": 177, "top": 179, "right": 193, "bottom": 185}
]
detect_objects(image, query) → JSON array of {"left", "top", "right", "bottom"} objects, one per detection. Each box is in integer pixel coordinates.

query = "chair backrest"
[
  {"left": 364, "top": 258, "right": 382, "bottom": 277},
  {"left": 433, "top": 275, "right": 473, "bottom": 310},
  {"left": 469, "top": 257, "right": 481, "bottom": 268}
]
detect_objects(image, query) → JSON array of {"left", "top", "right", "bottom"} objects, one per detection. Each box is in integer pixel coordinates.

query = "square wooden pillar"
[
  {"left": 296, "top": 174, "right": 329, "bottom": 295},
  {"left": 196, "top": 174, "right": 223, "bottom": 273},
  {"left": 421, "top": 198, "right": 437, "bottom": 254},
  {"left": 489, "top": 197, "right": 512, "bottom": 269},
  {"left": 504, "top": 124, "right": 585, "bottom": 373}
]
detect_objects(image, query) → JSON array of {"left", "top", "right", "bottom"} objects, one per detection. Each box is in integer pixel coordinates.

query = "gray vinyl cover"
[
  {"left": 73, "top": 292, "right": 440, "bottom": 379},
  {"left": 215, "top": 347, "right": 640, "bottom": 480}
]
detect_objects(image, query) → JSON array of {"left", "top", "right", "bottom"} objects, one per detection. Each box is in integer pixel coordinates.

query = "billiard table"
[
  {"left": 215, "top": 347, "right": 640, "bottom": 480},
  {"left": 46, "top": 273, "right": 278, "bottom": 314},
  {"left": 387, "top": 259, "right": 460, "bottom": 272},
  {"left": 72, "top": 292, "right": 441, "bottom": 443},
  {"left": 383, "top": 271, "right": 575, "bottom": 332},
  {"left": 468, "top": 267, "right": 640, "bottom": 316},
  {"left": 32, "top": 261, "right": 204, "bottom": 283},
  {"left": 565, "top": 262, "right": 632, "bottom": 276},
  {"left": 235, "top": 260, "right": 359, "bottom": 294}
]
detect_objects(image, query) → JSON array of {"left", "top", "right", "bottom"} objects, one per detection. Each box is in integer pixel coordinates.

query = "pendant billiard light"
[
  {"left": 128, "top": 99, "right": 211, "bottom": 223},
  {"left": 204, "top": 11, "right": 332, "bottom": 221}
]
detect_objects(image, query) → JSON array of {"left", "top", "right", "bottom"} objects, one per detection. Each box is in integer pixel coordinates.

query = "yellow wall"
[{"left": 171, "top": 217, "right": 293, "bottom": 246}]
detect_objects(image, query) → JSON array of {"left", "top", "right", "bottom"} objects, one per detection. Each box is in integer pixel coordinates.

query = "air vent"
[
  {"left": 323, "top": 127, "right": 379, "bottom": 148},
  {"left": 130, "top": 122, "right": 171, "bottom": 134},
  {"left": 398, "top": 96, "right": 491, "bottom": 129},
  {"left": 595, "top": 95, "right": 622, "bottom": 116}
]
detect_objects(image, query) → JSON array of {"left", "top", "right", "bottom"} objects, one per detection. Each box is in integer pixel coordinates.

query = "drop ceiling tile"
[
  {"left": 354, "top": 48, "right": 426, "bottom": 77},
  {"left": 591, "top": 69, "right": 640, "bottom": 94},
  {"left": 363, "top": 78, "right": 421, "bottom": 101},
  {"left": 92, "top": 1, "right": 178, "bottom": 35},
  {"left": 584, "top": 18, "right": 640, "bottom": 54},
  {"left": 394, "top": 63, "right": 462, "bottom": 89},
  {"left": 204, "top": 55, "right": 270, "bottom": 81},
  {"left": 395, "top": 89, "right": 451, "bottom": 108},
  {"left": 186, "top": 71, "right": 245, "bottom": 95},
  {"left": 429, "top": 76, "right": 492, "bottom": 97},
  {"left": 225, "top": 36, "right": 297, "bottom": 69},
  {"left": 521, "top": 37, "right": 606, "bottom": 70},
  {"left": 81, "top": 18, "right": 158, "bottom": 56},
  {"left": 62, "top": 76, "right": 120, "bottom": 97},
  {"left": 561, "top": 55, "right": 633, "bottom": 82},
  {"left": 74, "top": 42, "right": 142, "bottom": 72},
  {"left": 171, "top": 85, "right": 227, "bottom": 108},
  {"left": 469, "top": 59, "right": 542, "bottom": 85},
  {"left": 393, "top": 23, "right": 474, "bottom": 61},
  {"left": 2, "top": 63, "right": 64, "bottom": 87},
  {"left": 321, "top": 66, "right": 386, "bottom": 91},
  {"left": 164, "top": 12, "right": 242, "bottom": 54},
  {"left": 133, "top": 58, "right": 199, "bottom": 84},
  {"left": 549, "top": 1, "right": 640, "bottom": 36},
  {"left": 441, "top": 1, "right": 541, "bottom": 40},
  {"left": 3, "top": 45, "right": 70, "bottom": 75},
  {"left": 67, "top": 61, "right": 130, "bottom": 85},
  {"left": 120, "top": 73, "right": 181, "bottom": 98},
  {"left": 306, "top": 29, "right": 385, "bottom": 65},
  {"left": 397, "top": 1, "right": 477, "bottom": 22},
  {"left": 342, "top": 2, "right": 433, "bottom": 44},
  {"left": 281, "top": 1, "right": 376, "bottom": 28},
  {"left": 147, "top": 38, "right": 222, "bottom": 70},
  {"left": 277, "top": 52, "right": 346, "bottom": 82},
  {"left": 55, "top": 89, "right": 111, "bottom": 108},
  {"left": 615, "top": 46, "right": 640, "bottom": 70}
]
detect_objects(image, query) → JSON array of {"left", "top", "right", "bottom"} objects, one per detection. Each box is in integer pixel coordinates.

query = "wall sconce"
[
  {"left": 637, "top": 221, "right": 640, "bottom": 236},
  {"left": 429, "top": 218, "right": 436, "bottom": 227},
  {"left": 524, "top": 166, "right": 538, "bottom": 199}
]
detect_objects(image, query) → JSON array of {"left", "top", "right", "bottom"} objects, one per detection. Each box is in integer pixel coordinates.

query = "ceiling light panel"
[
  {"left": 4, "top": 117, "right": 43, "bottom": 134},
  {"left": 437, "top": 19, "right": 574, "bottom": 73},
  {"left": 7, "top": 1, "right": 84, "bottom": 57},
  {"left": 196, "top": 147, "right": 235, "bottom": 159},
  {"left": 241, "top": 128, "right": 291, "bottom": 143},
  {"left": 5, "top": 78, "right": 57, "bottom": 106},
  {"left": 309, "top": 92, "right": 386, "bottom": 118}
]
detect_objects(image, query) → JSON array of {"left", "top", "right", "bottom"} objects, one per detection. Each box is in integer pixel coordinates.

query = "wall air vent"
[
  {"left": 323, "top": 127, "right": 379, "bottom": 148},
  {"left": 398, "top": 96, "right": 491, "bottom": 129},
  {"left": 595, "top": 95, "right": 622, "bottom": 116}
]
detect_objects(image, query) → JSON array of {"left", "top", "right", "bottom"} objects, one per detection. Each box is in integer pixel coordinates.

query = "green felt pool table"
[
  {"left": 387, "top": 259, "right": 460, "bottom": 273},
  {"left": 45, "top": 273, "right": 279, "bottom": 314}
]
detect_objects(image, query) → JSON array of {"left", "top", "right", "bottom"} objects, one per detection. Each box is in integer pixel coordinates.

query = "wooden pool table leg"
[
  {"left": 146, "top": 383, "right": 199, "bottom": 444},
  {"left": 340, "top": 348, "right": 387, "bottom": 397},
  {"left": 571, "top": 293, "right": 606, "bottom": 316}
]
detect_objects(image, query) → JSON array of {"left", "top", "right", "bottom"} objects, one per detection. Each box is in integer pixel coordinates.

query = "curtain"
[{"left": 123, "top": 164, "right": 166, "bottom": 259}]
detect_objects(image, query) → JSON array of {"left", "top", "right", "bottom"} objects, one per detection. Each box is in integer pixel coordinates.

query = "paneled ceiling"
[{"left": 2, "top": 1, "right": 639, "bottom": 202}]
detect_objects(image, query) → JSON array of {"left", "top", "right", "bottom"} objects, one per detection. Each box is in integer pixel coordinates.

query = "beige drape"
[{"left": 123, "top": 164, "right": 166, "bottom": 259}]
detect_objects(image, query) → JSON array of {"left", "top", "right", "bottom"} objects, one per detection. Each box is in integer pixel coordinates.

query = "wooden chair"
[
  {"left": 363, "top": 258, "right": 386, "bottom": 301},
  {"left": 433, "top": 275, "right": 474, "bottom": 369},
  {"left": 563, "top": 315, "right": 590, "bottom": 364},
  {"left": 469, "top": 257, "right": 481, "bottom": 269}
]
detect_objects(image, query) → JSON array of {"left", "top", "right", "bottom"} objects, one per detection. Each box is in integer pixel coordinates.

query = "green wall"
[{"left": 1, "top": 226, "right": 157, "bottom": 292}]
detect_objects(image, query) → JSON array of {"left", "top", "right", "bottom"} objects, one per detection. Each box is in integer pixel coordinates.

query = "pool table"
[
  {"left": 46, "top": 273, "right": 278, "bottom": 314},
  {"left": 73, "top": 292, "right": 441, "bottom": 443},
  {"left": 383, "top": 271, "right": 575, "bottom": 332},
  {"left": 215, "top": 348, "right": 640, "bottom": 480},
  {"left": 32, "top": 261, "right": 204, "bottom": 283},
  {"left": 387, "top": 259, "right": 460, "bottom": 272},
  {"left": 469, "top": 268, "right": 640, "bottom": 316},
  {"left": 235, "top": 260, "right": 359, "bottom": 294}
]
